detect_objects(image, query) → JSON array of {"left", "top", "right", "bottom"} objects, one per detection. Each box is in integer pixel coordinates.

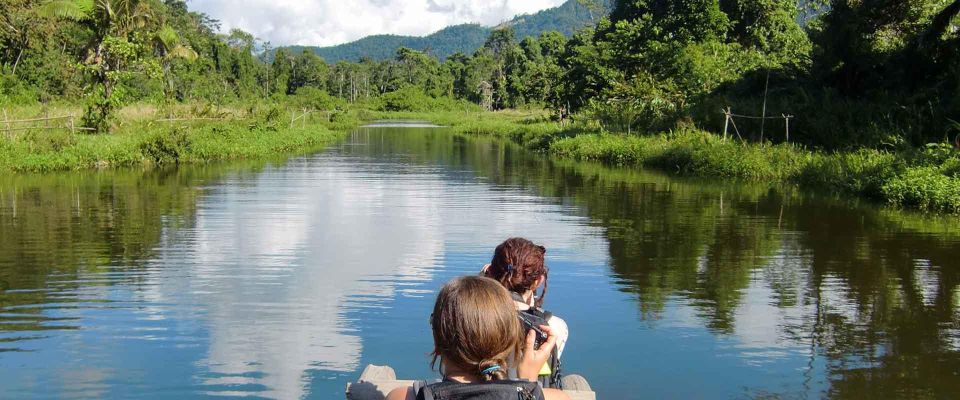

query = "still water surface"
[{"left": 1, "top": 126, "right": 959, "bottom": 399}]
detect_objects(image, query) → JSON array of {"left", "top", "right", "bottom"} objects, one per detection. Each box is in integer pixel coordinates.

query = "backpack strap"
[
  {"left": 539, "top": 308, "right": 553, "bottom": 320},
  {"left": 523, "top": 380, "right": 547, "bottom": 400},
  {"left": 419, "top": 380, "right": 544, "bottom": 400},
  {"left": 412, "top": 380, "right": 433, "bottom": 400},
  {"left": 510, "top": 291, "right": 527, "bottom": 304},
  {"left": 549, "top": 346, "right": 562, "bottom": 389}
]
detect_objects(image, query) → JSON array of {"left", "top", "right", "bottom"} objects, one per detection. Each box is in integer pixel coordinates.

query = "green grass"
[
  {"left": 5, "top": 105, "right": 959, "bottom": 213},
  {"left": 383, "top": 110, "right": 960, "bottom": 213},
  {"left": 0, "top": 103, "right": 358, "bottom": 173}
]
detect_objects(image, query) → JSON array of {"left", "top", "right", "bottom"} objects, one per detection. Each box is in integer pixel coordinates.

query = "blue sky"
[{"left": 190, "top": 0, "right": 567, "bottom": 47}]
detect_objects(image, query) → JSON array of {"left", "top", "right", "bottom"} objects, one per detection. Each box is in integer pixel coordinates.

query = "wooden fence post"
[
  {"left": 760, "top": 69, "right": 770, "bottom": 144},
  {"left": 729, "top": 113, "right": 744, "bottom": 143},
  {"left": 722, "top": 107, "right": 730, "bottom": 142},
  {"left": 783, "top": 114, "right": 793, "bottom": 143},
  {"left": 2, "top": 109, "right": 8, "bottom": 139}
]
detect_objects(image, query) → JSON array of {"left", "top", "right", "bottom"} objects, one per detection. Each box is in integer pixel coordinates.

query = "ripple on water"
[{"left": 1, "top": 128, "right": 958, "bottom": 399}]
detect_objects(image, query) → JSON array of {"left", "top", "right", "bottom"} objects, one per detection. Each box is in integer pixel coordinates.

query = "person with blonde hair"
[{"left": 386, "top": 276, "right": 570, "bottom": 400}]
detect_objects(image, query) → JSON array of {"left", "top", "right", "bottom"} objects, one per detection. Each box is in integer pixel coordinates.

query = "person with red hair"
[{"left": 481, "top": 238, "right": 569, "bottom": 388}]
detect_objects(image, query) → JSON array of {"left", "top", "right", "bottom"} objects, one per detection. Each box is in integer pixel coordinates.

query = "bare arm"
[
  {"left": 544, "top": 388, "right": 572, "bottom": 400},
  {"left": 386, "top": 386, "right": 415, "bottom": 400}
]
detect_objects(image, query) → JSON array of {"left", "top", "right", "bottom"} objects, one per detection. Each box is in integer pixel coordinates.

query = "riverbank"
[
  {"left": 0, "top": 104, "right": 360, "bottom": 172},
  {"left": 4, "top": 105, "right": 958, "bottom": 213},
  {"left": 377, "top": 110, "right": 960, "bottom": 213}
]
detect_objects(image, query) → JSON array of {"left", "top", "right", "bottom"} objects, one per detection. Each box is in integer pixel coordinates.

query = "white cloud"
[{"left": 190, "top": 0, "right": 567, "bottom": 46}]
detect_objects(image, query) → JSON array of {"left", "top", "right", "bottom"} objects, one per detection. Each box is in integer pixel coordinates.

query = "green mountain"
[{"left": 278, "top": 0, "right": 609, "bottom": 62}]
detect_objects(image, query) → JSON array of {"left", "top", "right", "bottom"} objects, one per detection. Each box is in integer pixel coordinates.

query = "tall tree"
[{"left": 41, "top": 0, "right": 159, "bottom": 131}]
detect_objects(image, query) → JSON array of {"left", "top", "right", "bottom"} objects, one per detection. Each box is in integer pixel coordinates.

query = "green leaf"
[
  {"left": 167, "top": 45, "right": 198, "bottom": 61},
  {"left": 38, "top": 0, "right": 95, "bottom": 21},
  {"left": 156, "top": 25, "right": 179, "bottom": 49}
]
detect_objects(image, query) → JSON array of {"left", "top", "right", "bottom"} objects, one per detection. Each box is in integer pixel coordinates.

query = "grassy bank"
[
  {"left": 383, "top": 110, "right": 960, "bottom": 213},
  {"left": 0, "top": 104, "right": 362, "bottom": 172},
  {"left": 5, "top": 105, "right": 958, "bottom": 213}
]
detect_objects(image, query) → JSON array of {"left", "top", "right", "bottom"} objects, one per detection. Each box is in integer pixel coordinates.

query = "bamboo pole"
[
  {"left": 1, "top": 115, "right": 73, "bottom": 123},
  {"left": 154, "top": 117, "right": 226, "bottom": 122},
  {"left": 760, "top": 69, "right": 770, "bottom": 144},
  {"left": 722, "top": 108, "right": 731, "bottom": 142},
  {"left": 1, "top": 125, "right": 73, "bottom": 132},
  {"left": 729, "top": 115, "right": 745, "bottom": 143},
  {"left": 783, "top": 114, "right": 793, "bottom": 143},
  {"left": 2, "top": 109, "right": 9, "bottom": 139},
  {"left": 724, "top": 112, "right": 785, "bottom": 120}
]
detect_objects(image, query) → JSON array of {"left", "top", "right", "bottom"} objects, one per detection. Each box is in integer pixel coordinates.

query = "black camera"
[{"left": 518, "top": 312, "right": 549, "bottom": 350}]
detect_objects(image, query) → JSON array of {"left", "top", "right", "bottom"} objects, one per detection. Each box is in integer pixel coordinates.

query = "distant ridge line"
[{"left": 271, "top": 0, "right": 611, "bottom": 62}]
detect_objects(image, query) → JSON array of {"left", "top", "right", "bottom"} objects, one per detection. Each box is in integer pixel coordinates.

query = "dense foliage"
[
  {"left": 5, "top": 0, "right": 957, "bottom": 146},
  {"left": 2, "top": 0, "right": 959, "bottom": 212}
]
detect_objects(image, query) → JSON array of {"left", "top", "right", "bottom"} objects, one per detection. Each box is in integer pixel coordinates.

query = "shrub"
[
  {"left": 380, "top": 87, "right": 435, "bottom": 112},
  {"left": 0, "top": 70, "right": 40, "bottom": 106},
  {"left": 797, "top": 149, "right": 901, "bottom": 197},
  {"left": 291, "top": 87, "right": 342, "bottom": 111},
  {"left": 251, "top": 104, "right": 285, "bottom": 130},
  {"left": 18, "top": 129, "right": 77, "bottom": 153},
  {"left": 140, "top": 128, "right": 191, "bottom": 164},
  {"left": 379, "top": 87, "right": 478, "bottom": 112},
  {"left": 882, "top": 167, "right": 960, "bottom": 213}
]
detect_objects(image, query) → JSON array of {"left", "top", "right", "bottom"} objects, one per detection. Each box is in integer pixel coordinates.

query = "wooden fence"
[
  {"left": 721, "top": 107, "right": 794, "bottom": 143},
  {"left": 0, "top": 112, "right": 236, "bottom": 137},
  {"left": 0, "top": 112, "right": 95, "bottom": 137}
]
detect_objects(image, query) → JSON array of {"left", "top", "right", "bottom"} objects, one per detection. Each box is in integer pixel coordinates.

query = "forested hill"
[{"left": 277, "top": 0, "right": 609, "bottom": 62}]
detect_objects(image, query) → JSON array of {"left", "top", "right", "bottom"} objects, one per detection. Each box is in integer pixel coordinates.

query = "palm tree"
[
  {"left": 39, "top": 0, "right": 194, "bottom": 131},
  {"left": 155, "top": 24, "right": 198, "bottom": 98},
  {"left": 40, "top": 0, "right": 152, "bottom": 38},
  {"left": 38, "top": 0, "right": 151, "bottom": 130}
]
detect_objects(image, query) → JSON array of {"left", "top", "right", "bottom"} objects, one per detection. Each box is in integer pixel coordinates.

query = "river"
[{"left": 1, "top": 125, "right": 958, "bottom": 399}]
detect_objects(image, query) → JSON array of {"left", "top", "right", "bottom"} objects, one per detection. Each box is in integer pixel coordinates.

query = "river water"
[{"left": 1, "top": 125, "right": 958, "bottom": 399}]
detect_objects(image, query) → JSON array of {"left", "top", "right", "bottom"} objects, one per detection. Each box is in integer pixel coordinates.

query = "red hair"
[{"left": 485, "top": 238, "right": 549, "bottom": 308}]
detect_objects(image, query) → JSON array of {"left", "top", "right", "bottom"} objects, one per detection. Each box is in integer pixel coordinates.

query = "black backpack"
[{"left": 413, "top": 380, "right": 544, "bottom": 400}]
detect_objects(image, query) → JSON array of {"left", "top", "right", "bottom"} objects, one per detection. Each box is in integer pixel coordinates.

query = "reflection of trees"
[
  {"left": 785, "top": 204, "right": 960, "bottom": 399},
  {"left": 551, "top": 163, "right": 960, "bottom": 398},
  {"left": 362, "top": 129, "right": 784, "bottom": 332},
  {"left": 554, "top": 162, "right": 960, "bottom": 398},
  {"left": 357, "top": 129, "right": 960, "bottom": 398},
  {"left": 7, "top": 128, "right": 952, "bottom": 395},
  {"left": 0, "top": 164, "right": 266, "bottom": 337}
]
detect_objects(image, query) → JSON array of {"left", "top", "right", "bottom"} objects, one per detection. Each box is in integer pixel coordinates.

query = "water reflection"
[
  {"left": 0, "top": 131, "right": 609, "bottom": 398},
  {"left": 0, "top": 128, "right": 958, "bottom": 399},
  {"left": 153, "top": 160, "right": 453, "bottom": 398},
  {"left": 349, "top": 129, "right": 960, "bottom": 398}
]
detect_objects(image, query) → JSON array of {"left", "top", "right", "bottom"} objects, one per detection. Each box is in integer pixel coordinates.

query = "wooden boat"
[{"left": 346, "top": 365, "right": 597, "bottom": 400}]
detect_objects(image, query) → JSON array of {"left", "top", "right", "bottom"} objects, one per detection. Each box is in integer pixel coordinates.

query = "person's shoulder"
[
  {"left": 547, "top": 314, "right": 568, "bottom": 333},
  {"left": 386, "top": 386, "right": 415, "bottom": 400}
]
